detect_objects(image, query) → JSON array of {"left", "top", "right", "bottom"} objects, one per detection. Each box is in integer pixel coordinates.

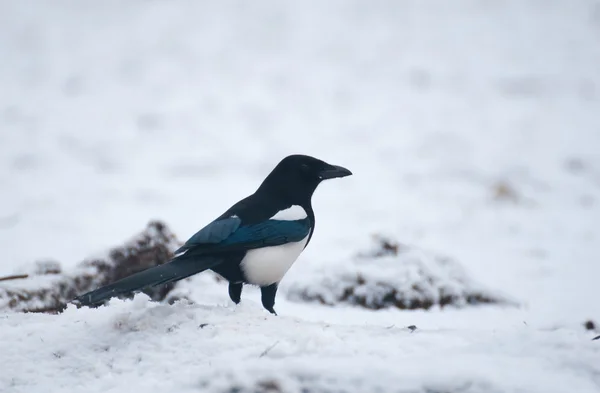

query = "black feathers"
[{"left": 74, "top": 255, "right": 223, "bottom": 306}]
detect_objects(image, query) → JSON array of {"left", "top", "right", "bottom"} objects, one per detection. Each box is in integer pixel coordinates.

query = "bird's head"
[{"left": 257, "top": 154, "right": 352, "bottom": 204}]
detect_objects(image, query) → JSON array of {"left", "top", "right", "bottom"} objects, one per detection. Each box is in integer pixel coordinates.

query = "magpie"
[{"left": 74, "top": 154, "right": 352, "bottom": 315}]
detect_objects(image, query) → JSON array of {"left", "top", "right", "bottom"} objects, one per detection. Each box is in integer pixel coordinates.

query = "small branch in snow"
[
  {"left": 0, "top": 274, "right": 29, "bottom": 282},
  {"left": 259, "top": 341, "right": 280, "bottom": 358},
  {"left": 593, "top": 335, "right": 599, "bottom": 341}
]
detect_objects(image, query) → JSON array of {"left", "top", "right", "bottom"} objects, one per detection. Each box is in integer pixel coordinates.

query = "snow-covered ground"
[{"left": 1, "top": 1, "right": 599, "bottom": 392}]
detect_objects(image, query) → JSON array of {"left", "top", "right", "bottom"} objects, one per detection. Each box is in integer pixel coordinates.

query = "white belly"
[{"left": 240, "top": 234, "right": 309, "bottom": 286}]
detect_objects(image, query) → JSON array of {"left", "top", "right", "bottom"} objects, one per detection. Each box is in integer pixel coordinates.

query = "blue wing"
[
  {"left": 174, "top": 216, "right": 241, "bottom": 254},
  {"left": 221, "top": 219, "right": 310, "bottom": 247},
  {"left": 175, "top": 217, "right": 310, "bottom": 256}
]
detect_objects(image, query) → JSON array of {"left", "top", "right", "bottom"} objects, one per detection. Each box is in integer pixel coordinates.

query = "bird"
[{"left": 74, "top": 154, "right": 352, "bottom": 315}]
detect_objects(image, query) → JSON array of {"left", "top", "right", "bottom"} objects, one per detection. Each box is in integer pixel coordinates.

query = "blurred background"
[{"left": 0, "top": 1, "right": 599, "bottom": 318}]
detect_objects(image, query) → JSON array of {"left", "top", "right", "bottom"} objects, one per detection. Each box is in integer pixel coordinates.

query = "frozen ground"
[{"left": 1, "top": 0, "right": 599, "bottom": 392}]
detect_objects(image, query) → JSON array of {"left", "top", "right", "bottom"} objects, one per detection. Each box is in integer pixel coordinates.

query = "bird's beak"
[{"left": 319, "top": 164, "right": 353, "bottom": 180}]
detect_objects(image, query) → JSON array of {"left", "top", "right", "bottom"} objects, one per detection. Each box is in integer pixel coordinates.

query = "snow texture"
[
  {"left": 286, "top": 236, "right": 509, "bottom": 310},
  {"left": 3, "top": 297, "right": 600, "bottom": 393},
  {"left": 1, "top": 0, "right": 600, "bottom": 392}
]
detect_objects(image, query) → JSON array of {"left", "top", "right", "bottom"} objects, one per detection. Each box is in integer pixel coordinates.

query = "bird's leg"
[
  {"left": 260, "top": 283, "right": 278, "bottom": 315},
  {"left": 228, "top": 282, "right": 243, "bottom": 304}
]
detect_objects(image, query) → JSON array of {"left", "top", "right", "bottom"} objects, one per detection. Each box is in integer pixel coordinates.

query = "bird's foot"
[
  {"left": 228, "top": 282, "right": 243, "bottom": 304},
  {"left": 267, "top": 308, "right": 278, "bottom": 316},
  {"left": 261, "top": 284, "right": 278, "bottom": 316}
]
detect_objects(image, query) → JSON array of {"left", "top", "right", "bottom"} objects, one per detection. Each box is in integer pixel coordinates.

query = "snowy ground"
[{"left": 1, "top": 1, "right": 600, "bottom": 392}]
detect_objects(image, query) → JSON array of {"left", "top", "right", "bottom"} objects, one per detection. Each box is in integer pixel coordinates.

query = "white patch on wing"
[
  {"left": 270, "top": 205, "right": 307, "bottom": 221},
  {"left": 240, "top": 232, "right": 310, "bottom": 286}
]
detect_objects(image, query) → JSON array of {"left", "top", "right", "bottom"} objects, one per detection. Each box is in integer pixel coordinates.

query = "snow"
[
  {"left": 2, "top": 296, "right": 599, "bottom": 393},
  {"left": 1, "top": 0, "right": 600, "bottom": 392}
]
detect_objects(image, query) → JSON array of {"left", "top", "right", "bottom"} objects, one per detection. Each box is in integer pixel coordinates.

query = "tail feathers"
[{"left": 74, "top": 255, "right": 222, "bottom": 307}]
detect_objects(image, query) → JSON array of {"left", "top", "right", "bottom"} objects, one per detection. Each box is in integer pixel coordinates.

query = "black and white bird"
[{"left": 74, "top": 154, "right": 352, "bottom": 315}]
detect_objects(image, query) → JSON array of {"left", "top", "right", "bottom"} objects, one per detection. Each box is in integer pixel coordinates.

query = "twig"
[
  {"left": 259, "top": 341, "right": 280, "bottom": 358},
  {"left": 0, "top": 274, "right": 29, "bottom": 282}
]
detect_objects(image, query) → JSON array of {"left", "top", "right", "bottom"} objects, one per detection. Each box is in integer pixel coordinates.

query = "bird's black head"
[{"left": 257, "top": 154, "right": 352, "bottom": 205}]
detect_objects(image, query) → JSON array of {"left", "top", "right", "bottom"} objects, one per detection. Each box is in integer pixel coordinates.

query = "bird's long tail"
[{"left": 73, "top": 255, "right": 222, "bottom": 307}]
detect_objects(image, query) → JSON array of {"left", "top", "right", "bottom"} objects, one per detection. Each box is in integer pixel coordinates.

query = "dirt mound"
[
  {"left": 0, "top": 221, "right": 181, "bottom": 313},
  {"left": 286, "top": 235, "right": 510, "bottom": 310}
]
